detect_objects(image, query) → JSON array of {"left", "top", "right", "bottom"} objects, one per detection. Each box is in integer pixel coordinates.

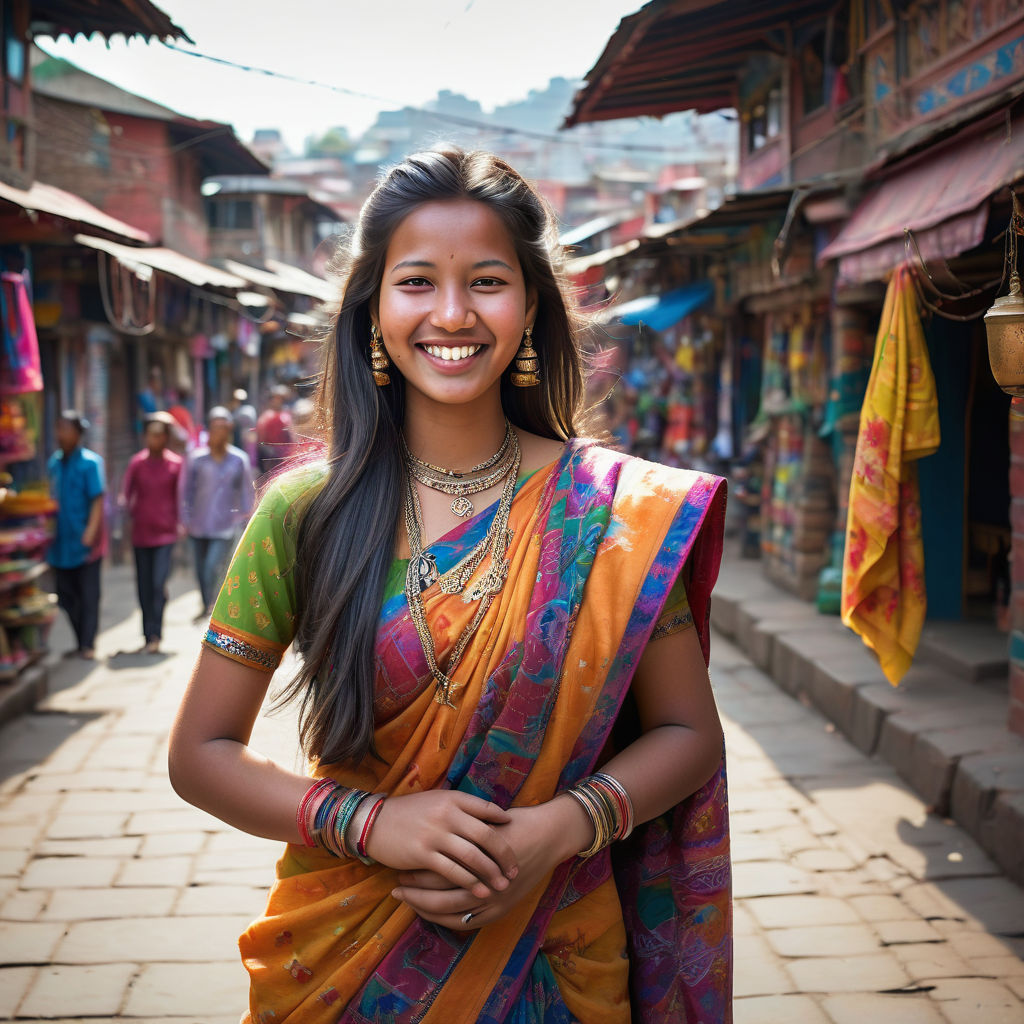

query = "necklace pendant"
[
  {"left": 438, "top": 573, "right": 464, "bottom": 595},
  {"left": 450, "top": 496, "right": 474, "bottom": 518},
  {"left": 415, "top": 552, "right": 439, "bottom": 592}
]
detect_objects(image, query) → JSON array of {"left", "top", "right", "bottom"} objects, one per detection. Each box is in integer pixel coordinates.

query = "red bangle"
[
  {"left": 357, "top": 797, "right": 385, "bottom": 860},
  {"left": 296, "top": 779, "right": 333, "bottom": 848}
]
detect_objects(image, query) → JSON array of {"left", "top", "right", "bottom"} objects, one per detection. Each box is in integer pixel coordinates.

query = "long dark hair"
[{"left": 282, "top": 146, "right": 587, "bottom": 765}]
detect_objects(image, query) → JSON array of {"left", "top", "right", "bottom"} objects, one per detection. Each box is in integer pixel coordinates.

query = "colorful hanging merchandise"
[
  {"left": 0, "top": 272, "right": 44, "bottom": 394},
  {"left": 842, "top": 265, "right": 940, "bottom": 684}
]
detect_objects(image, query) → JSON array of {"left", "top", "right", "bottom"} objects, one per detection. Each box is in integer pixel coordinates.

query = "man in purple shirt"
[
  {"left": 181, "top": 407, "right": 254, "bottom": 621},
  {"left": 120, "top": 412, "right": 184, "bottom": 654}
]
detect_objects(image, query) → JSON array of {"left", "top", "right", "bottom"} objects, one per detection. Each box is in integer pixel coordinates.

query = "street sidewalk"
[{"left": 0, "top": 562, "right": 1023, "bottom": 1021}]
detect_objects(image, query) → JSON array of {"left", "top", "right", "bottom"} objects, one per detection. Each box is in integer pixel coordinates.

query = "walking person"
[
  {"left": 170, "top": 147, "right": 730, "bottom": 1022},
  {"left": 119, "top": 412, "right": 183, "bottom": 654},
  {"left": 47, "top": 410, "right": 105, "bottom": 660},
  {"left": 255, "top": 384, "right": 293, "bottom": 473},
  {"left": 180, "top": 406, "right": 253, "bottom": 624},
  {"left": 229, "top": 387, "right": 259, "bottom": 466}
]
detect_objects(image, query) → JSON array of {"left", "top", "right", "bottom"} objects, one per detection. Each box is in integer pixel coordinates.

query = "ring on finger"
[{"left": 461, "top": 911, "right": 475, "bottom": 925}]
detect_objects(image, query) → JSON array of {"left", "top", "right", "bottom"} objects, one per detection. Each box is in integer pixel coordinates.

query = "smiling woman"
[{"left": 168, "top": 146, "right": 732, "bottom": 1024}]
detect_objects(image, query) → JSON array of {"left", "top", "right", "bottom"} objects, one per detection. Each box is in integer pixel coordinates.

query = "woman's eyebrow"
[
  {"left": 391, "top": 259, "right": 435, "bottom": 271},
  {"left": 389, "top": 258, "right": 516, "bottom": 272}
]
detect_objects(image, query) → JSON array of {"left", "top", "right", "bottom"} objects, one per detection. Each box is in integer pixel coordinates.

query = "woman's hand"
[
  {"left": 366, "top": 790, "right": 519, "bottom": 899},
  {"left": 390, "top": 795, "right": 593, "bottom": 931}
]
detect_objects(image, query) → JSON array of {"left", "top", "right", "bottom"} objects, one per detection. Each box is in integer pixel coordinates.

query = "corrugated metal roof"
[
  {"left": 75, "top": 235, "right": 247, "bottom": 290},
  {"left": 565, "top": 0, "right": 829, "bottom": 126},
  {"left": 29, "top": 1, "right": 191, "bottom": 43},
  {"left": 0, "top": 179, "right": 149, "bottom": 242}
]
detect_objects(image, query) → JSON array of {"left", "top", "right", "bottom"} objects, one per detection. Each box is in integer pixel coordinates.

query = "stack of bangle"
[
  {"left": 296, "top": 779, "right": 387, "bottom": 866},
  {"left": 566, "top": 772, "right": 635, "bottom": 859}
]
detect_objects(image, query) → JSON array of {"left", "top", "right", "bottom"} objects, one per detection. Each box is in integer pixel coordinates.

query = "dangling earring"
[
  {"left": 370, "top": 323, "right": 390, "bottom": 386},
  {"left": 510, "top": 325, "right": 540, "bottom": 388}
]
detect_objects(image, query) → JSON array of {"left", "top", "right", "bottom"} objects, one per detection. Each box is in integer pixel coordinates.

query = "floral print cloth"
[{"left": 842, "top": 265, "right": 940, "bottom": 683}]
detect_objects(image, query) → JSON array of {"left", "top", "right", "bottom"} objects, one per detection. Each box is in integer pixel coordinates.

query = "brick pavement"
[{"left": 0, "top": 564, "right": 1023, "bottom": 1021}]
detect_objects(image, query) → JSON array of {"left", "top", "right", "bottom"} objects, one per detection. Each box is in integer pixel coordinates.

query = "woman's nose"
[{"left": 430, "top": 288, "right": 476, "bottom": 331}]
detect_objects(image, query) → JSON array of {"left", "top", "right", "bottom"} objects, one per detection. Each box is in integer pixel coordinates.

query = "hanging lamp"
[{"left": 986, "top": 191, "right": 1024, "bottom": 396}]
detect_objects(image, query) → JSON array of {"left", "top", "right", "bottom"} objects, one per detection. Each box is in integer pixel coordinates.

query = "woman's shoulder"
[
  {"left": 571, "top": 440, "right": 726, "bottom": 497},
  {"left": 258, "top": 460, "right": 330, "bottom": 520}
]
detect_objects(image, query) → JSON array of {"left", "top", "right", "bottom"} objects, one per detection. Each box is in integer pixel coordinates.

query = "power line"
[{"left": 160, "top": 42, "right": 720, "bottom": 155}]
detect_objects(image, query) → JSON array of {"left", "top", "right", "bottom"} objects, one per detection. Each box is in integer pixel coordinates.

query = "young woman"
[{"left": 169, "top": 147, "right": 731, "bottom": 1023}]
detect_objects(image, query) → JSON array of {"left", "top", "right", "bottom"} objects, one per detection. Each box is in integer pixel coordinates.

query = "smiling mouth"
[{"left": 418, "top": 343, "right": 484, "bottom": 362}]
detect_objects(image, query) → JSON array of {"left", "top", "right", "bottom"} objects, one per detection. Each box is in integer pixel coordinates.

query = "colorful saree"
[{"left": 205, "top": 438, "right": 730, "bottom": 1023}]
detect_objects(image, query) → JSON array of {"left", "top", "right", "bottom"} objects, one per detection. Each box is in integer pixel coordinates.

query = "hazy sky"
[{"left": 37, "top": 0, "right": 644, "bottom": 151}]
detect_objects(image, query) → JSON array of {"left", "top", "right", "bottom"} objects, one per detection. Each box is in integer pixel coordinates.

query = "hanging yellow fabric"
[{"left": 841, "top": 264, "right": 940, "bottom": 684}]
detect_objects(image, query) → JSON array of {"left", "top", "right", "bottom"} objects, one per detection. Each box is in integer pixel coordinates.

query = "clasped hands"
[{"left": 366, "top": 790, "right": 589, "bottom": 932}]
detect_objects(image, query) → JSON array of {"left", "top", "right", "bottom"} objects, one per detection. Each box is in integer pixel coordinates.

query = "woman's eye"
[
  {"left": 398, "top": 277, "right": 431, "bottom": 287},
  {"left": 473, "top": 277, "right": 504, "bottom": 288}
]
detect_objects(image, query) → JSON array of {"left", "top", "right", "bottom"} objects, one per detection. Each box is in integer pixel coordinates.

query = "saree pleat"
[{"left": 238, "top": 440, "right": 730, "bottom": 1024}]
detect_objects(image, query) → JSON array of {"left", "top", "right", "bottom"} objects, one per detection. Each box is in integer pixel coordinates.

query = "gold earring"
[
  {"left": 370, "top": 324, "right": 390, "bottom": 386},
  {"left": 510, "top": 326, "right": 540, "bottom": 388}
]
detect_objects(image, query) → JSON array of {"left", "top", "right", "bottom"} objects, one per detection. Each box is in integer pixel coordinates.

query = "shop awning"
[
  {"left": 0, "top": 180, "right": 149, "bottom": 242},
  {"left": 223, "top": 259, "right": 335, "bottom": 303},
  {"left": 565, "top": 239, "right": 640, "bottom": 276},
  {"left": 819, "top": 118, "right": 1024, "bottom": 283},
  {"left": 602, "top": 281, "right": 713, "bottom": 331},
  {"left": 565, "top": 0, "right": 830, "bottom": 125},
  {"left": 75, "top": 235, "right": 247, "bottom": 290}
]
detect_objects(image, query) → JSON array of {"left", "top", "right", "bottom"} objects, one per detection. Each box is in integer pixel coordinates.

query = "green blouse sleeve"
[
  {"left": 202, "top": 465, "right": 324, "bottom": 671},
  {"left": 650, "top": 562, "right": 694, "bottom": 642}
]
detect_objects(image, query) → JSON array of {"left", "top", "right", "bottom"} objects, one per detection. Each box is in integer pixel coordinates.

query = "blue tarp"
[{"left": 610, "top": 280, "right": 713, "bottom": 332}]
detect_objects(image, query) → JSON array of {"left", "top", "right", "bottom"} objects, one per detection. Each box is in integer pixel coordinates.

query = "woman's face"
[{"left": 372, "top": 199, "right": 537, "bottom": 411}]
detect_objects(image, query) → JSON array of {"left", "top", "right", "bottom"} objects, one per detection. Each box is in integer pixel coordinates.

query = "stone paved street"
[{"left": 1, "top": 562, "right": 1023, "bottom": 1022}]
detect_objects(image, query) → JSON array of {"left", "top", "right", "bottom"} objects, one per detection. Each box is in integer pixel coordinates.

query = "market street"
[{"left": 1, "top": 563, "right": 1023, "bottom": 1022}]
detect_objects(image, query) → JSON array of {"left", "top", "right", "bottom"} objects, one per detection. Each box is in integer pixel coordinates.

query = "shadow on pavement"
[
  {"left": 105, "top": 650, "right": 173, "bottom": 671},
  {"left": 0, "top": 708, "right": 102, "bottom": 786}
]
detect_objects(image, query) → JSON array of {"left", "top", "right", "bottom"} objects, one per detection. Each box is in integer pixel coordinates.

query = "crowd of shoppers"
[{"left": 46, "top": 381, "right": 311, "bottom": 657}]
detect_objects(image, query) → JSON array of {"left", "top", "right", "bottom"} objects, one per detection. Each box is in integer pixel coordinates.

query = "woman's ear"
[{"left": 525, "top": 287, "right": 538, "bottom": 327}]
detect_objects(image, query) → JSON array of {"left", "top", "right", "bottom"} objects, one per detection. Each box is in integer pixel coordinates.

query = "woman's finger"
[
  {"left": 426, "top": 851, "right": 490, "bottom": 893},
  {"left": 392, "top": 885, "right": 480, "bottom": 916},
  {"left": 442, "top": 834, "right": 512, "bottom": 893},
  {"left": 463, "top": 817, "right": 520, "bottom": 881},
  {"left": 398, "top": 869, "right": 489, "bottom": 900},
  {"left": 397, "top": 870, "right": 460, "bottom": 890},
  {"left": 454, "top": 794, "right": 512, "bottom": 825},
  {"left": 410, "top": 907, "right": 489, "bottom": 931}
]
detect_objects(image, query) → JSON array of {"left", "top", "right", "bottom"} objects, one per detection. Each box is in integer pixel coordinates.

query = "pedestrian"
[
  {"left": 119, "top": 412, "right": 184, "bottom": 654},
  {"left": 180, "top": 406, "right": 253, "bottom": 624},
  {"left": 255, "top": 383, "right": 292, "bottom": 473},
  {"left": 47, "top": 410, "right": 105, "bottom": 660},
  {"left": 169, "top": 146, "right": 730, "bottom": 1022},
  {"left": 166, "top": 383, "right": 199, "bottom": 450},
  {"left": 228, "top": 387, "right": 258, "bottom": 464}
]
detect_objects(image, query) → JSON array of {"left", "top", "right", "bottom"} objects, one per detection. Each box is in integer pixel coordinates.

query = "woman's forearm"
[
  {"left": 599, "top": 722, "right": 722, "bottom": 825},
  {"left": 546, "top": 722, "right": 723, "bottom": 862},
  {"left": 168, "top": 738, "right": 309, "bottom": 845}
]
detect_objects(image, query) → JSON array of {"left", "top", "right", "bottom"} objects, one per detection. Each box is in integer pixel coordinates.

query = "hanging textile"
[
  {"left": 842, "top": 264, "right": 940, "bottom": 684},
  {"left": 0, "top": 272, "right": 44, "bottom": 394}
]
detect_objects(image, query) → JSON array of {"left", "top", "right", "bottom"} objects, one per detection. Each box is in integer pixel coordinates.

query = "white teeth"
[{"left": 424, "top": 344, "right": 481, "bottom": 360}]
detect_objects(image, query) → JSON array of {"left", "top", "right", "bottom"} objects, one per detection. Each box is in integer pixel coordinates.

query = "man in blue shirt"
[{"left": 47, "top": 411, "right": 106, "bottom": 659}]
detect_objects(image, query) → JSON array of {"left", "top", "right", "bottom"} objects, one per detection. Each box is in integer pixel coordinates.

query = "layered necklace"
[
  {"left": 403, "top": 419, "right": 516, "bottom": 519},
  {"left": 402, "top": 423, "right": 521, "bottom": 706}
]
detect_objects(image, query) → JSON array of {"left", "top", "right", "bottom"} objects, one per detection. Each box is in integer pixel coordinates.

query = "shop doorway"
[{"left": 918, "top": 318, "right": 1010, "bottom": 624}]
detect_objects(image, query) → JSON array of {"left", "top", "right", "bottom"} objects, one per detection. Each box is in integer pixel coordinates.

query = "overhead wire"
[{"left": 159, "top": 42, "right": 722, "bottom": 155}]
